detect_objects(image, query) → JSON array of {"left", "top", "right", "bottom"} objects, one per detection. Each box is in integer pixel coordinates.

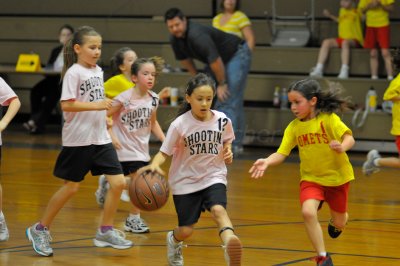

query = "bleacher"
[{"left": 0, "top": 0, "right": 399, "bottom": 149}]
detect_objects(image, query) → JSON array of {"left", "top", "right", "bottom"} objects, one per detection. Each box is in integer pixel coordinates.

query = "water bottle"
[
  {"left": 366, "top": 87, "right": 377, "bottom": 112},
  {"left": 273, "top": 86, "right": 280, "bottom": 107},
  {"left": 280, "top": 87, "right": 288, "bottom": 110}
]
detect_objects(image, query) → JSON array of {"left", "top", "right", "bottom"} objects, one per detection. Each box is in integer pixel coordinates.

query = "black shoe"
[
  {"left": 311, "top": 253, "right": 333, "bottom": 266},
  {"left": 328, "top": 219, "right": 342, "bottom": 238}
]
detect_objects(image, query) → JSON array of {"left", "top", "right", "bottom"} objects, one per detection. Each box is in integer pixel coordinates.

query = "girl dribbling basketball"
[{"left": 144, "top": 73, "right": 242, "bottom": 266}]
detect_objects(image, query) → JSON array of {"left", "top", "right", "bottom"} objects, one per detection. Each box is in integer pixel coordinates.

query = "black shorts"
[
  {"left": 120, "top": 161, "right": 149, "bottom": 176},
  {"left": 173, "top": 183, "right": 227, "bottom": 226},
  {"left": 53, "top": 143, "right": 123, "bottom": 182}
]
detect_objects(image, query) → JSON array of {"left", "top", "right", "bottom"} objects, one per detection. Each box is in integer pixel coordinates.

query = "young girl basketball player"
[
  {"left": 106, "top": 57, "right": 166, "bottom": 233},
  {"left": 249, "top": 78, "right": 355, "bottom": 266},
  {"left": 0, "top": 77, "right": 21, "bottom": 242},
  {"left": 25, "top": 26, "right": 132, "bottom": 257},
  {"left": 143, "top": 73, "right": 242, "bottom": 266}
]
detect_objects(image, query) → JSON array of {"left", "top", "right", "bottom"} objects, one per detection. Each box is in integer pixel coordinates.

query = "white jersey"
[
  {"left": 0, "top": 78, "right": 18, "bottom": 145},
  {"left": 160, "top": 110, "right": 235, "bottom": 195},
  {"left": 61, "top": 63, "right": 111, "bottom": 146},
  {"left": 111, "top": 88, "right": 159, "bottom": 162}
]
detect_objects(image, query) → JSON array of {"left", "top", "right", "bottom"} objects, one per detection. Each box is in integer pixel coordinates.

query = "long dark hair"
[
  {"left": 110, "top": 47, "right": 135, "bottom": 76},
  {"left": 176, "top": 73, "right": 217, "bottom": 118},
  {"left": 62, "top": 26, "right": 101, "bottom": 79},
  {"left": 288, "top": 78, "right": 353, "bottom": 113}
]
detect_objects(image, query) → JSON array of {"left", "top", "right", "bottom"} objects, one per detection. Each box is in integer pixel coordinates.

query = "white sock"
[
  {"left": 373, "top": 158, "right": 380, "bottom": 167},
  {"left": 371, "top": 75, "right": 379, "bottom": 80},
  {"left": 319, "top": 252, "right": 327, "bottom": 257},
  {"left": 129, "top": 213, "right": 140, "bottom": 220},
  {"left": 316, "top": 63, "right": 323, "bottom": 71},
  {"left": 340, "top": 64, "right": 349, "bottom": 70},
  {"left": 0, "top": 212, "right": 4, "bottom": 219}
]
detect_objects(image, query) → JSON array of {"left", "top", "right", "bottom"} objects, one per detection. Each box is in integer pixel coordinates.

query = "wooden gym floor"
[{"left": 0, "top": 125, "right": 399, "bottom": 266}]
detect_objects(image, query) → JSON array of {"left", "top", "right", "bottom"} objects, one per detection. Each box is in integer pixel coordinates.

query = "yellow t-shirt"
[
  {"left": 358, "top": 0, "right": 394, "bottom": 27},
  {"left": 383, "top": 74, "right": 400, "bottom": 135},
  {"left": 338, "top": 8, "right": 364, "bottom": 46},
  {"left": 104, "top": 74, "right": 134, "bottom": 99},
  {"left": 277, "top": 113, "right": 354, "bottom": 186},
  {"left": 212, "top": 10, "right": 251, "bottom": 39}
]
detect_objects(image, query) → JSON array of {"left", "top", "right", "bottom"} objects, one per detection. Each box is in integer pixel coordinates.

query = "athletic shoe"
[
  {"left": 223, "top": 235, "right": 242, "bottom": 266},
  {"left": 0, "top": 217, "right": 9, "bottom": 241},
  {"left": 124, "top": 216, "right": 150, "bottom": 233},
  {"left": 167, "top": 231, "right": 184, "bottom": 266},
  {"left": 328, "top": 219, "right": 342, "bottom": 238},
  {"left": 362, "top": 149, "right": 381, "bottom": 176},
  {"left": 26, "top": 223, "right": 53, "bottom": 257},
  {"left": 93, "top": 228, "right": 133, "bottom": 249},
  {"left": 309, "top": 67, "right": 323, "bottom": 78},
  {"left": 95, "top": 175, "right": 107, "bottom": 207},
  {"left": 337, "top": 65, "right": 349, "bottom": 79},
  {"left": 311, "top": 253, "right": 333, "bottom": 266},
  {"left": 120, "top": 189, "right": 130, "bottom": 202}
]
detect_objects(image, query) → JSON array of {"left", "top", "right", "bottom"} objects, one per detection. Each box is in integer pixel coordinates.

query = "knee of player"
[
  {"left": 107, "top": 174, "right": 126, "bottom": 190},
  {"left": 210, "top": 204, "right": 228, "bottom": 219}
]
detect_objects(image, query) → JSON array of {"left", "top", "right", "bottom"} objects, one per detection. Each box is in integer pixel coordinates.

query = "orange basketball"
[{"left": 129, "top": 170, "right": 169, "bottom": 211}]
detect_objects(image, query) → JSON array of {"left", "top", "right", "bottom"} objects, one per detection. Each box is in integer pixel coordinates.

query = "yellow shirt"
[
  {"left": 104, "top": 74, "right": 134, "bottom": 99},
  {"left": 277, "top": 113, "right": 354, "bottom": 186},
  {"left": 338, "top": 8, "right": 364, "bottom": 46},
  {"left": 358, "top": 0, "right": 394, "bottom": 27},
  {"left": 383, "top": 74, "right": 400, "bottom": 135},
  {"left": 212, "top": 10, "right": 251, "bottom": 39}
]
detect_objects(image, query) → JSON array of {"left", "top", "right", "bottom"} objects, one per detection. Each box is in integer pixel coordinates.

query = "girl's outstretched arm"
[{"left": 249, "top": 152, "right": 287, "bottom": 179}]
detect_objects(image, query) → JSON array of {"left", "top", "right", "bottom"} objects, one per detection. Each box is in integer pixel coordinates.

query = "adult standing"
[{"left": 164, "top": 7, "right": 251, "bottom": 154}]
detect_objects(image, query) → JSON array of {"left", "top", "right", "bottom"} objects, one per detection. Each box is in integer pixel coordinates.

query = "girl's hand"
[
  {"left": 158, "top": 87, "right": 171, "bottom": 100},
  {"left": 323, "top": 9, "right": 331, "bottom": 17},
  {"left": 329, "top": 140, "right": 344, "bottom": 153},
  {"left": 223, "top": 146, "right": 233, "bottom": 164},
  {"left": 249, "top": 158, "right": 268, "bottom": 179},
  {"left": 112, "top": 138, "right": 122, "bottom": 150},
  {"left": 97, "top": 99, "right": 113, "bottom": 110},
  {"left": 138, "top": 164, "right": 166, "bottom": 176}
]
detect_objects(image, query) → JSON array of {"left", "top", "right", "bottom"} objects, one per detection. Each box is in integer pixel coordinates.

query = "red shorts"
[
  {"left": 395, "top": 136, "right": 400, "bottom": 154},
  {"left": 300, "top": 181, "right": 350, "bottom": 213},
  {"left": 364, "top": 26, "right": 390, "bottom": 49},
  {"left": 336, "top": 38, "right": 361, "bottom": 48}
]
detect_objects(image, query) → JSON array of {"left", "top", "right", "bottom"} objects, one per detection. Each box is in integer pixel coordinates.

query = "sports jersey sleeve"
[
  {"left": 330, "top": 113, "right": 352, "bottom": 140},
  {"left": 383, "top": 75, "right": 400, "bottom": 101},
  {"left": 61, "top": 69, "right": 79, "bottom": 101},
  {"left": 0, "top": 78, "right": 17, "bottom": 106},
  {"left": 223, "top": 117, "right": 235, "bottom": 144},
  {"left": 277, "top": 121, "right": 297, "bottom": 156},
  {"left": 160, "top": 122, "right": 181, "bottom": 156}
]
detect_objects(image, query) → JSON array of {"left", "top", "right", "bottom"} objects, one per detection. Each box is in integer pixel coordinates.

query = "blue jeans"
[{"left": 216, "top": 42, "right": 251, "bottom": 148}]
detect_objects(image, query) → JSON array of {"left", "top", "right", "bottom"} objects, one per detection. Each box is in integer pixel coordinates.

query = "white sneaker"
[
  {"left": 337, "top": 65, "right": 349, "bottom": 79},
  {"left": 167, "top": 231, "right": 184, "bottom": 266},
  {"left": 26, "top": 223, "right": 53, "bottom": 256},
  {"left": 120, "top": 189, "right": 130, "bottom": 202},
  {"left": 0, "top": 217, "right": 9, "bottom": 241},
  {"left": 93, "top": 228, "right": 133, "bottom": 249},
  {"left": 362, "top": 149, "right": 381, "bottom": 176},
  {"left": 309, "top": 67, "right": 323, "bottom": 78},
  {"left": 124, "top": 216, "right": 150, "bottom": 233},
  {"left": 95, "top": 175, "right": 107, "bottom": 208},
  {"left": 223, "top": 235, "right": 242, "bottom": 266}
]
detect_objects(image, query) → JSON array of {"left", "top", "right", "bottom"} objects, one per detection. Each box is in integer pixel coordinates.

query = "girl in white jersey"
[
  {"left": 143, "top": 73, "right": 242, "bottom": 266},
  {"left": 0, "top": 77, "right": 21, "bottom": 242},
  {"left": 249, "top": 79, "right": 355, "bottom": 266},
  {"left": 25, "top": 26, "right": 132, "bottom": 257},
  {"left": 106, "top": 57, "right": 166, "bottom": 233}
]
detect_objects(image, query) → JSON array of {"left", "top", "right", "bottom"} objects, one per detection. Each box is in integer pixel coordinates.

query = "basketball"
[{"left": 129, "top": 170, "right": 170, "bottom": 211}]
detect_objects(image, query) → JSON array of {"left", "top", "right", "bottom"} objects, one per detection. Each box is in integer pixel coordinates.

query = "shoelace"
[
  {"left": 172, "top": 242, "right": 187, "bottom": 262},
  {"left": 110, "top": 229, "right": 129, "bottom": 244},
  {"left": 37, "top": 230, "right": 52, "bottom": 248},
  {"left": 0, "top": 221, "right": 7, "bottom": 232}
]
